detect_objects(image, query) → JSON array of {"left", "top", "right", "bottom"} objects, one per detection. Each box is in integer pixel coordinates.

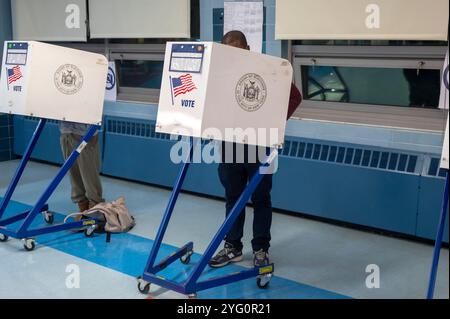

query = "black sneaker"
[
  {"left": 253, "top": 249, "right": 270, "bottom": 267},
  {"left": 208, "top": 244, "right": 243, "bottom": 268}
]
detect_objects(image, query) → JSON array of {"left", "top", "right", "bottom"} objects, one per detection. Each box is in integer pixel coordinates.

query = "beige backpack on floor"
[
  {"left": 65, "top": 197, "right": 135, "bottom": 233},
  {"left": 85, "top": 197, "right": 136, "bottom": 233}
]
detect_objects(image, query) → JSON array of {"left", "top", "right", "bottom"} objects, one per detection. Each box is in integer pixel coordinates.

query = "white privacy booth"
[
  {"left": 156, "top": 42, "right": 293, "bottom": 147},
  {"left": 0, "top": 41, "right": 108, "bottom": 124},
  {"left": 0, "top": 41, "right": 108, "bottom": 251},
  {"left": 139, "top": 42, "right": 294, "bottom": 297}
]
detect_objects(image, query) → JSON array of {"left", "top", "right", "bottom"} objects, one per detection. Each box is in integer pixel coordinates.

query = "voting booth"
[
  {"left": 427, "top": 116, "right": 450, "bottom": 298},
  {"left": 139, "top": 42, "right": 294, "bottom": 297},
  {"left": 426, "top": 48, "right": 449, "bottom": 298},
  {"left": 0, "top": 41, "right": 107, "bottom": 124},
  {"left": 0, "top": 41, "right": 108, "bottom": 251},
  {"left": 156, "top": 42, "right": 293, "bottom": 147}
]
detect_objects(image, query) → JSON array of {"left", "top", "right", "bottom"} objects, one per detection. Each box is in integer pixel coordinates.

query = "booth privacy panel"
[
  {"left": 0, "top": 41, "right": 108, "bottom": 124},
  {"left": 11, "top": 0, "right": 87, "bottom": 41},
  {"left": 88, "top": 0, "right": 191, "bottom": 39},
  {"left": 202, "top": 43, "right": 293, "bottom": 147},
  {"left": 275, "top": 0, "right": 449, "bottom": 40},
  {"left": 156, "top": 42, "right": 293, "bottom": 148}
]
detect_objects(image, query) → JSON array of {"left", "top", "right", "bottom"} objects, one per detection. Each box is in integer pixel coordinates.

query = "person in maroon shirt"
[{"left": 209, "top": 31, "right": 302, "bottom": 269}]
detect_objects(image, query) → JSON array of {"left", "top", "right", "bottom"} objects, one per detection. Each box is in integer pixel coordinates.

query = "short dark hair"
[{"left": 222, "top": 30, "right": 248, "bottom": 48}]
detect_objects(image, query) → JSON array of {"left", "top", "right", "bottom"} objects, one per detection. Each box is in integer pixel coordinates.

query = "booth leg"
[
  {"left": 427, "top": 171, "right": 449, "bottom": 299},
  {"left": 144, "top": 137, "right": 194, "bottom": 273},
  {"left": 16, "top": 125, "right": 99, "bottom": 236},
  {"left": 185, "top": 150, "right": 277, "bottom": 289},
  {"left": 0, "top": 119, "right": 47, "bottom": 219}
]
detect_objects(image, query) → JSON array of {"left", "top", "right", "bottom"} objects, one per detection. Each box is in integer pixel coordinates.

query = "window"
[
  {"left": 293, "top": 45, "right": 448, "bottom": 131},
  {"left": 110, "top": 45, "right": 165, "bottom": 103},
  {"left": 302, "top": 65, "right": 441, "bottom": 108},
  {"left": 116, "top": 60, "right": 164, "bottom": 90},
  {"left": 115, "top": 59, "right": 164, "bottom": 103}
]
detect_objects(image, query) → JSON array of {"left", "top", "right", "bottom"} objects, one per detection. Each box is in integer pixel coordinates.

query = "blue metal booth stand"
[
  {"left": 426, "top": 68, "right": 449, "bottom": 299},
  {"left": 427, "top": 170, "right": 449, "bottom": 299},
  {"left": 0, "top": 118, "right": 101, "bottom": 251},
  {"left": 138, "top": 138, "right": 276, "bottom": 298}
]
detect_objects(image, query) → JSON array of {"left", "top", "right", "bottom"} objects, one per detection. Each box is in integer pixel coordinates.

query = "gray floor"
[{"left": 0, "top": 160, "right": 448, "bottom": 299}]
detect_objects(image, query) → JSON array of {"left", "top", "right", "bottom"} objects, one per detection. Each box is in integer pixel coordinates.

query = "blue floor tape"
[{"left": 0, "top": 199, "right": 349, "bottom": 299}]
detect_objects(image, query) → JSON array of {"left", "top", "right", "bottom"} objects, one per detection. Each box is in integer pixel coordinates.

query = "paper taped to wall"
[{"left": 224, "top": 1, "right": 264, "bottom": 53}]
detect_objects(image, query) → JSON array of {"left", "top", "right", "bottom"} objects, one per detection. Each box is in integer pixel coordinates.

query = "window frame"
[
  {"left": 109, "top": 43, "right": 166, "bottom": 104},
  {"left": 292, "top": 45, "right": 448, "bottom": 132}
]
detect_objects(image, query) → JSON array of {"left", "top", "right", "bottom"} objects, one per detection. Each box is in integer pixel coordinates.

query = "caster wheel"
[
  {"left": 0, "top": 234, "right": 8, "bottom": 242},
  {"left": 43, "top": 211, "right": 54, "bottom": 224},
  {"left": 256, "top": 274, "right": 272, "bottom": 289},
  {"left": 84, "top": 225, "right": 96, "bottom": 237},
  {"left": 137, "top": 277, "right": 151, "bottom": 294},
  {"left": 23, "top": 238, "right": 36, "bottom": 252},
  {"left": 180, "top": 250, "right": 193, "bottom": 264}
]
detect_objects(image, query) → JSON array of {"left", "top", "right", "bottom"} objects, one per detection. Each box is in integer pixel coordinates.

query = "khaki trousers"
[{"left": 60, "top": 133, "right": 104, "bottom": 207}]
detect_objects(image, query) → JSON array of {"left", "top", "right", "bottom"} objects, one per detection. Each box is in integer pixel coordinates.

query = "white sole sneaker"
[{"left": 209, "top": 254, "right": 244, "bottom": 268}]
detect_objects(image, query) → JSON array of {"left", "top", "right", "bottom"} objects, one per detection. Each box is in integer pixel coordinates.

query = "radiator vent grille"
[
  {"left": 281, "top": 140, "right": 420, "bottom": 174},
  {"left": 102, "top": 118, "right": 442, "bottom": 177}
]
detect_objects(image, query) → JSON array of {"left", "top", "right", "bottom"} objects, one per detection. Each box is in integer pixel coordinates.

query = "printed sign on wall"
[
  {"left": 439, "top": 51, "right": 449, "bottom": 110},
  {"left": 105, "top": 61, "right": 117, "bottom": 102}
]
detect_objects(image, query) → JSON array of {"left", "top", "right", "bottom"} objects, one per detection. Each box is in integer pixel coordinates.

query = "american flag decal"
[
  {"left": 7, "top": 66, "right": 23, "bottom": 85},
  {"left": 171, "top": 74, "right": 197, "bottom": 97}
]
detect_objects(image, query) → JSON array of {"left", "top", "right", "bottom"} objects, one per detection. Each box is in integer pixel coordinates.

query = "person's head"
[{"left": 222, "top": 30, "right": 250, "bottom": 50}]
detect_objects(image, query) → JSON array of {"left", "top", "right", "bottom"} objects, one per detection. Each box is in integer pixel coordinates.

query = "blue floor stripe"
[{"left": 0, "top": 199, "right": 349, "bottom": 299}]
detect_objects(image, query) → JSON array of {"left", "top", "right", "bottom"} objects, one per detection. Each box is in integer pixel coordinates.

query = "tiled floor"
[{"left": 0, "top": 160, "right": 448, "bottom": 299}]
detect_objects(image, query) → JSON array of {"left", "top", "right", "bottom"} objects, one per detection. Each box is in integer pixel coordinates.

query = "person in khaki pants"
[{"left": 59, "top": 122, "right": 104, "bottom": 219}]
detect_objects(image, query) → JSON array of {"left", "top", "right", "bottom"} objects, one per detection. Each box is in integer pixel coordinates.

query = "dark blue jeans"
[{"left": 218, "top": 162, "right": 273, "bottom": 252}]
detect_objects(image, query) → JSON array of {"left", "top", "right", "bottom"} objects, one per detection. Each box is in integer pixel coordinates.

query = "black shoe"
[
  {"left": 253, "top": 249, "right": 270, "bottom": 267},
  {"left": 208, "top": 244, "right": 243, "bottom": 268}
]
